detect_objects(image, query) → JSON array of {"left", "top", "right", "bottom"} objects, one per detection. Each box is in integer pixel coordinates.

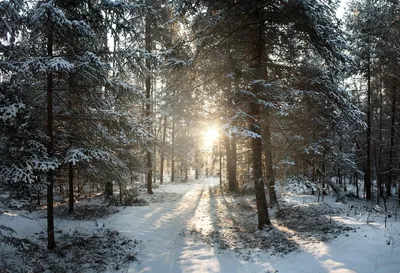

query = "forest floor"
[{"left": 1, "top": 177, "right": 400, "bottom": 272}]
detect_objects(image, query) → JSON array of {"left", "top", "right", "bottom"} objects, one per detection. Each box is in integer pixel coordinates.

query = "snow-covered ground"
[{"left": 1, "top": 177, "right": 400, "bottom": 272}]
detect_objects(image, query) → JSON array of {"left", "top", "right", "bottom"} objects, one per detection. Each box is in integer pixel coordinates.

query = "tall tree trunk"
[
  {"left": 250, "top": 0, "right": 271, "bottom": 229},
  {"left": 46, "top": 12, "right": 55, "bottom": 250},
  {"left": 219, "top": 137, "right": 222, "bottom": 188},
  {"left": 231, "top": 136, "right": 238, "bottom": 190},
  {"left": 105, "top": 28, "right": 114, "bottom": 198},
  {"left": 195, "top": 147, "right": 200, "bottom": 180},
  {"left": 68, "top": 163, "right": 74, "bottom": 213},
  {"left": 145, "top": 11, "right": 153, "bottom": 194},
  {"left": 376, "top": 64, "right": 384, "bottom": 204},
  {"left": 104, "top": 181, "right": 113, "bottom": 196},
  {"left": 225, "top": 135, "right": 238, "bottom": 192},
  {"left": 160, "top": 116, "right": 167, "bottom": 184},
  {"left": 262, "top": 110, "right": 278, "bottom": 206},
  {"left": 206, "top": 156, "right": 209, "bottom": 177},
  {"left": 171, "top": 120, "right": 175, "bottom": 182},
  {"left": 322, "top": 151, "right": 326, "bottom": 201},
  {"left": 387, "top": 80, "right": 397, "bottom": 198},
  {"left": 355, "top": 171, "right": 359, "bottom": 198},
  {"left": 365, "top": 32, "right": 372, "bottom": 201}
]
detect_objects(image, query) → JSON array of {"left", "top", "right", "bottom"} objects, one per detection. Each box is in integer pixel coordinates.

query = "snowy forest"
[{"left": 1, "top": 0, "right": 400, "bottom": 272}]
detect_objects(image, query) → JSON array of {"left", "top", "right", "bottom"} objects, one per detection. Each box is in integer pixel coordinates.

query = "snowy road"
[
  {"left": 108, "top": 177, "right": 259, "bottom": 273},
  {"left": 107, "top": 177, "right": 400, "bottom": 273}
]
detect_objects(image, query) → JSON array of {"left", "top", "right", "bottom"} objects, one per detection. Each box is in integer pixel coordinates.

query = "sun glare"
[{"left": 204, "top": 128, "right": 219, "bottom": 149}]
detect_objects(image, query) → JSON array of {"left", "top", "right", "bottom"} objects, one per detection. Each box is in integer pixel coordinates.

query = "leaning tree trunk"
[{"left": 325, "top": 177, "right": 345, "bottom": 202}]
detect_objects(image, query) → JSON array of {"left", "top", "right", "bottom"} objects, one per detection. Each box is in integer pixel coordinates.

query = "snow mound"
[
  {"left": 143, "top": 192, "right": 183, "bottom": 203},
  {"left": 52, "top": 204, "right": 120, "bottom": 220},
  {"left": 279, "top": 176, "right": 317, "bottom": 195},
  {"left": 275, "top": 202, "right": 351, "bottom": 241}
]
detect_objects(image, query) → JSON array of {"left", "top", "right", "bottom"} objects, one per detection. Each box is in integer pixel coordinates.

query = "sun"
[
  {"left": 206, "top": 128, "right": 219, "bottom": 142},
  {"left": 203, "top": 127, "right": 219, "bottom": 150}
]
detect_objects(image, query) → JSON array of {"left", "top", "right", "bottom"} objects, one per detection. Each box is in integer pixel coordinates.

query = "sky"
[{"left": 337, "top": 0, "right": 349, "bottom": 18}]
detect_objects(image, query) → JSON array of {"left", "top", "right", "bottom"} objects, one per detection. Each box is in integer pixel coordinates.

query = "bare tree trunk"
[
  {"left": 225, "top": 135, "right": 238, "bottom": 192},
  {"left": 250, "top": 0, "right": 271, "bottom": 229},
  {"left": 387, "top": 80, "right": 396, "bottom": 198},
  {"left": 195, "top": 147, "right": 200, "bottom": 180},
  {"left": 206, "top": 157, "right": 209, "bottom": 177},
  {"left": 68, "top": 163, "right": 74, "bottom": 213},
  {"left": 145, "top": 11, "right": 153, "bottom": 194},
  {"left": 119, "top": 183, "right": 123, "bottom": 204},
  {"left": 104, "top": 181, "right": 113, "bottom": 196},
  {"left": 262, "top": 109, "right": 278, "bottom": 206},
  {"left": 322, "top": 152, "right": 326, "bottom": 201},
  {"left": 160, "top": 116, "right": 167, "bottom": 183},
  {"left": 355, "top": 171, "right": 359, "bottom": 198},
  {"left": 171, "top": 120, "right": 175, "bottom": 182},
  {"left": 219, "top": 137, "right": 222, "bottom": 189},
  {"left": 231, "top": 136, "right": 238, "bottom": 190},
  {"left": 376, "top": 64, "right": 384, "bottom": 204},
  {"left": 46, "top": 11, "right": 55, "bottom": 249},
  {"left": 325, "top": 177, "right": 345, "bottom": 202},
  {"left": 365, "top": 31, "right": 372, "bottom": 201}
]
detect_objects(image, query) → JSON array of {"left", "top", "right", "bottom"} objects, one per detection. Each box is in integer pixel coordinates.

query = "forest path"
[
  {"left": 105, "top": 177, "right": 400, "bottom": 273},
  {"left": 107, "top": 177, "right": 260, "bottom": 273}
]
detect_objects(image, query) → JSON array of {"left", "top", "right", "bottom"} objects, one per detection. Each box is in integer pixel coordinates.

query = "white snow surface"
[{"left": 1, "top": 177, "right": 400, "bottom": 272}]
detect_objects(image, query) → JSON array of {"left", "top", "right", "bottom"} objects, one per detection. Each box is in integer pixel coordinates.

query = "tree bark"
[
  {"left": 387, "top": 79, "right": 397, "bottom": 198},
  {"left": 225, "top": 135, "right": 238, "bottom": 192},
  {"left": 219, "top": 137, "right": 222, "bottom": 189},
  {"left": 325, "top": 177, "right": 345, "bottom": 202},
  {"left": 160, "top": 116, "right": 167, "bottom": 183},
  {"left": 250, "top": 0, "right": 271, "bottom": 229},
  {"left": 262, "top": 110, "right": 278, "bottom": 206},
  {"left": 195, "top": 147, "right": 200, "bottom": 180},
  {"left": 145, "top": 9, "right": 153, "bottom": 194},
  {"left": 68, "top": 163, "right": 74, "bottom": 213},
  {"left": 46, "top": 10, "right": 55, "bottom": 250},
  {"left": 104, "top": 181, "right": 113, "bottom": 196},
  {"left": 364, "top": 31, "right": 372, "bottom": 201},
  {"left": 376, "top": 63, "right": 384, "bottom": 204},
  {"left": 171, "top": 120, "right": 175, "bottom": 182}
]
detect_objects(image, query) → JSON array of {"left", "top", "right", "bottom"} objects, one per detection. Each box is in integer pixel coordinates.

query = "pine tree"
[
  {"left": 175, "top": 0, "right": 361, "bottom": 229},
  {"left": 346, "top": 0, "right": 400, "bottom": 201},
  {"left": 0, "top": 0, "right": 153, "bottom": 248}
]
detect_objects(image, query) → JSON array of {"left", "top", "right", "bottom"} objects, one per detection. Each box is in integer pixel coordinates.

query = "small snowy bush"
[
  {"left": 278, "top": 176, "right": 317, "bottom": 195},
  {"left": 0, "top": 225, "right": 21, "bottom": 249}
]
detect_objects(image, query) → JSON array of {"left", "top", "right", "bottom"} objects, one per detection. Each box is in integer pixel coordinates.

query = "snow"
[
  {"left": 272, "top": 217, "right": 398, "bottom": 273},
  {"left": 47, "top": 57, "right": 74, "bottom": 72},
  {"left": 1, "top": 177, "right": 400, "bottom": 272},
  {"left": 0, "top": 102, "right": 25, "bottom": 121}
]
